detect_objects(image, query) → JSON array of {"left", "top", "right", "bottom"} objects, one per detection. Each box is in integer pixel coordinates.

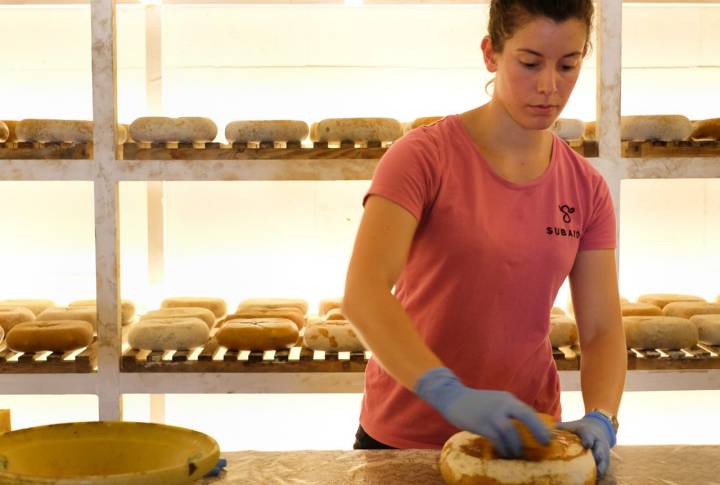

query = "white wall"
[{"left": 0, "top": 3, "right": 719, "bottom": 450}]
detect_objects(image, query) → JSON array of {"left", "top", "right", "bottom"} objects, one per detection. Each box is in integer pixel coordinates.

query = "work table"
[{"left": 203, "top": 445, "right": 720, "bottom": 484}]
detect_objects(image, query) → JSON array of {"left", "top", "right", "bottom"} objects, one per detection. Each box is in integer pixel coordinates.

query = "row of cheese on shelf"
[
  {"left": 550, "top": 293, "right": 720, "bottom": 350},
  {"left": 0, "top": 296, "right": 363, "bottom": 354},
  {"left": 2, "top": 116, "right": 719, "bottom": 145},
  {"left": 3, "top": 294, "right": 719, "bottom": 354},
  {"left": 126, "top": 297, "right": 365, "bottom": 353}
]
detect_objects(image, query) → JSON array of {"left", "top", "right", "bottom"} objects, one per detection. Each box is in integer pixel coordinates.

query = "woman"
[{"left": 342, "top": 0, "right": 627, "bottom": 477}]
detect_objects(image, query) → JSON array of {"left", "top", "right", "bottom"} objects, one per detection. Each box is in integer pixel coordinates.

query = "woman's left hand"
[{"left": 557, "top": 412, "right": 616, "bottom": 477}]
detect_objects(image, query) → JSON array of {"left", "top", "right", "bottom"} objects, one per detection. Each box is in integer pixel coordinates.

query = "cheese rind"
[
  {"left": 0, "top": 307, "right": 35, "bottom": 333},
  {"left": 15, "top": 119, "right": 127, "bottom": 144},
  {"left": 161, "top": 297, "right": 227, "bottom": 318},
  {"left": 127, "top": 317, "right": 210, "bottom": 350},
  {"left": 0, "top": 300, "right": 56, "bottom": 317},
  {"left": 620, "top": 115, "right": 693, "bottom": 141},
  {"left": 236, "top": 298, "right": 308, "bottom": 316},
  {"left": 621, "top": 302, "right": 662, "bottom": 316},
  {"left": 638, "top": 293, "right": 705, "bottom": 309},
  {"left": 0, "top": 121, "right": 8, "bottom": 143},
  {"left": 303, "top": 320, "right": 365, "bottom": 352},
  {"left": 623, "top": 316, "right": 698, "bottom": 349},
  {"left": 318, "top": 298, "right": 342, "bottom": 317},
  {"left": 440, "top": 429, "right": 595, "bottom": 485},
  {"left": 224, "top": 120, "right": 309, "bottom": 143},
  {"left": 141, "top": 307, "right": 216, "bottom": 329},
  {"left": 549, "top": 316, "right": 578, "bottom": 348},
  {"left": 6, "top": 320, "right": 93, "bottom": 353},
  {"left": 225, "top": 308, "right": 304, "bottom": 330},
  {"left": 129, "top": 117, "right": 217, "bottom": 143},
  {"left": 37, "top": 307, "right": 98, "bottom": 330},
  {"left": 662, "top": 302, "right": 720, "bottom": 319},
  {"left": 550, "top": 118, "right": 585, "bottom": 140},
  {"left": 689, "top": 315, "right": 720, "bottom": 345},
  {"left": 216, "top": 318, "right": 298, "bottom": 351},
  {"left": 68, "top": 299, "right": 136, "bottom": 325},
  {"left": 311, "top": 118, "right": 403, "bottom": 142},
  {"left": 691, "top": 118, "right": 720, "bottom": 140}
]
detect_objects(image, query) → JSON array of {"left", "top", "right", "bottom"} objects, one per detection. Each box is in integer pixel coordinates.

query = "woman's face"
[{"left": 483, "top": 16, "right": 588, "bottom": 131}]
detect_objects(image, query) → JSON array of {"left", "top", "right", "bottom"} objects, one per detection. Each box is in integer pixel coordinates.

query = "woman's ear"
[{"left": 481, "top": 36, "right": 498, "bottom": 73}]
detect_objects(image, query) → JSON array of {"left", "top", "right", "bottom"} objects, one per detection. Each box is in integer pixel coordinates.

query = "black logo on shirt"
[
  {"left": 545, "top": 204, "right": 581, "bottom": 239},
  {"left": 559, "top": 205, "right": 575, "bottom": 223}
]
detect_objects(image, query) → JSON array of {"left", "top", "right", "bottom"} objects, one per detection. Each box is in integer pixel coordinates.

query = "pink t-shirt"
[{"left": 360, "top": 114, "right": 616, "bottom": 449}]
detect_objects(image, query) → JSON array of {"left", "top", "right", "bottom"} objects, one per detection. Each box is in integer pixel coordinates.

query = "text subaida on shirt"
[{"left": 545, "top": 226, "right": 581, "bottom": 239}]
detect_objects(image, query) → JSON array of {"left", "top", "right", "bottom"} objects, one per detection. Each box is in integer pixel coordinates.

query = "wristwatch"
[{"left": 591, "top": 408, "right": 620, "bottom": 433}]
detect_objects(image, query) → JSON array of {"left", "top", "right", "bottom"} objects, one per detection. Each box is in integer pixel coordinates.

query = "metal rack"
[{"left": 0, "top": 0, "right": 719, "bottom": 420}]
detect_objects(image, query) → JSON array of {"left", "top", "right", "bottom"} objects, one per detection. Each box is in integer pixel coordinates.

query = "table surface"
[{"left": 203, "top": 445, "right": 720, "bottom": 484}]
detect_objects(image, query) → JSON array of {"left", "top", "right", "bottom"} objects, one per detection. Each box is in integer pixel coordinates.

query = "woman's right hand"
[{"left": 415, "top": 367, "right": 552, "bottom": 458}]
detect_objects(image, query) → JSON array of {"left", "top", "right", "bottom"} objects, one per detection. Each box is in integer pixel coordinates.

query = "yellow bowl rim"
[{"left": 0, "top": 420, "right": 220, "bottom": 482}]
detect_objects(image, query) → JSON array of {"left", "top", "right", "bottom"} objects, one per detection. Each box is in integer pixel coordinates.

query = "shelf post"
[{"left": 91, "top": 0, "right": 123, "bottom": 421}]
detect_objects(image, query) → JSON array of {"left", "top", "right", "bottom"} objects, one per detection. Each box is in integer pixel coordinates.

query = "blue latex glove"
[
  {"left": 202, "top": 458, "right": 227, "bottom": 478},
  {"left": 414, "top": 367, "right": 551, "bottom": 458},
  {"left": 557, "top": 412, "right": 616, "bottom": 476}
]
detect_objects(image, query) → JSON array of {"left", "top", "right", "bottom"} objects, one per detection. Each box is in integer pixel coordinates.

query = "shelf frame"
[{"left": 0, "top": 0, "right": 719, "bottom": 424}]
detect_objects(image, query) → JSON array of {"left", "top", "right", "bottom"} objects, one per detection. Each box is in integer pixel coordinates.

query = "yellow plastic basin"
[{"left": 0, "top": 421, "right": 220, "bottom": 485}]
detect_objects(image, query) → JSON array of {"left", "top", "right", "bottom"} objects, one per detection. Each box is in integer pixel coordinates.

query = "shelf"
[
  {"left": 0, "top": 373, "right": 98, "bottom": 394},
  {"left": 0, "top": 160, "right": 95, "bottom": 181},
  {"left": 0, "top": 340, "right": 97, "bottom": 374},
  {"left": 624, "top": 157, "right": 720, "bottom": 179}
]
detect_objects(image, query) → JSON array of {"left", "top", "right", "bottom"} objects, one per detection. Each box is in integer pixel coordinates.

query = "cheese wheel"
[
  {"left": 691, "top": 118, "right": 720, "bottom": 140},
  {"left": 623, "top": 316, "right": 698, "bottom": 350},
  {"left": 324, "top": 308, "right": 346, "bottom": 321},
  {"left": 620, "top": 115, "right": 693, "bottom": 141},
  {"left": 37, "top": 307, "right": 97, "bottom": 330},
  {"left": 549, "top": 316, "right": 578, "bottom": 348},
  {"left": 6, "top": 320, "right": 93, "bottom": 353},
  {"left": 550, "top": 307, "right": 566, "bottom": 316},
  {"left": 141, "top": 307, "right": 216, "bottom": 329},
  {"left": 440, "top": 428, "right": 595, "bottom": 485},
  {"left": 1, "top": 120, "right": 17, "bottom": 143},
  {"left": 409, "top": 116, "right": 443, "bottom": 130},
  {"left": 318, "top": 298, "right": 342, "bottom": 317},
  {"left": 161, "top": 297, "right": 227, "bottom": 318},
  {"left": 224, "top": 120, "right": 309, "bottom": 143},
  {"left": 15, "top": 119, "right": 127, "bottom": 144},
  {"left": 68, "top": 299, "right": 136, "bottom": 325},
  {"left": 127, "top": 317, "right": 209, "bottom": 351},
  {"left": 129, "top": 117, "right": 217, "bottom": 143},
  {"left": 583, "top": 121, "right": 596, "bottom": 141},
  {"left": 0, "top": 307, "right": 35, "bottom": 333},
  {"left": 621, "top": 302, "right": 662, "bottom": 316},
  {"left": 689, "top": 315, "right": 720, "bottom": 345},
  {"left": 225, "top": 308, "right": 304, "bottom": 330},
  {"left": 637, "top": 293, "right": 705, "bottom": 309},
  {"left": 216, "top": 318, "right": 298, "bottom": 351},
  {"left": 236, "top": 298, "right": 308, "bottom": 316},
  {"left": 0, "top": 299, "right": 56, "bottom": 317},
  {"left": 0, "top": 121, "right": 8, "bottom": 143},
  {"left": 311, "top": 118, "right": 403, "bottom": 143},
  {"left": 303, "top": 320, "right": 365, "bottom": 352},
  {"left": 550, "top": 118, "right": 585, "bottom": 140},
  {"left": 662, "top": 302, "right": 720, "bottom": 319}
]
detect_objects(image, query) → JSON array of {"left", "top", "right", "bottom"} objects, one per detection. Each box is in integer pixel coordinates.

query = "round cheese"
[{"left": 440, "top": 429, "right": 595, "bottom": 485}]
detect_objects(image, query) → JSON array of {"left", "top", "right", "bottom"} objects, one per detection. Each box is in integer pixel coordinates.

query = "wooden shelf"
[{"left": 0, "top": 340, "right": 97, "bottom": 374}]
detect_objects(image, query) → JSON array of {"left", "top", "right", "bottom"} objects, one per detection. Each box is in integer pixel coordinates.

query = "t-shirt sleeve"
[
  {"left": 363, "top": 129, "right": 440, "bottom": 221},
  {"left": 579, "top": 176, "right": 617, "bottom": 251}
]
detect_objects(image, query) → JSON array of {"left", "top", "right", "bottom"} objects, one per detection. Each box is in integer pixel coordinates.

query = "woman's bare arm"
[
  {"left": 569, "top": 249, "right": 627, "bottom": 415},
  {"left": 343, "top": 195, "right": 443, "bottom": 390}
]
